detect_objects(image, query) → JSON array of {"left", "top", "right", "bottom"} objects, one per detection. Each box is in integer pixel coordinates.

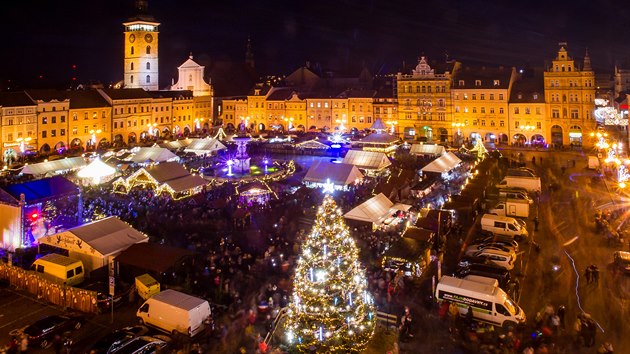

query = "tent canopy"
[
  {"left": 77, "top": 158, "right": 116, "bottom": 179},
  {"left": 344, "top": 193, "right": 394, "bottom": 223},
  {"left": 358, "top": 132, "right": 400, "bottom": 145},
  {"left": 296, "top": 139, "right": 330, "bottom": 149},
  {"left": 114, "top": 243, "right": 194, "bottom": 273},
  {"left": 135, "top": 162, "right": 207, "bottom": 193},
  {"left": 159, "top": 139, "right": 192, "bottom": 150},
  {"left": 21, "top": 157, "right": 86, "bottom": 176},
  {"left": 127, "top": 147, "right": 178, "bottom": 163},
  {"left": 410, "top": 144, "right": 446, "bottom": 156},
  {"left": 402, "top": 226, "right": 435, "bottom": 243},
  {"left": 184, "top": 138, "right": 227, "bottom": 155},
  {"left": 303, "top": 161, "right": 363, "bottom": 186},
  {"left": 1, "top": 175, "right": 79, "bottom": 205},
  {"left": 342, "top": 150, "right": 392, "bottom": 171},
  {"left": 40, "top": 216, "right": 148, "bottom": 257},
  {"left": 421, "top": 152, "right": 462, "bottom": 173}
]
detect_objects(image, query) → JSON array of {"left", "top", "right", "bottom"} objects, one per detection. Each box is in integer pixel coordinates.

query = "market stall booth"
[
  {"left": 112, "top": 161, "right": 208, "bottom": 199},
  {"left": 39, "top": 216, "right": 148, "bottom": 275},
  {"left": 344, "top": 193, "right": 411, "bottom": 230},
  {"left": 353, "top": 132, "right": 400, "bottom": 155},
  {"left": 420, "top": 152, "right": 462, "bottom": 175},
  {"left": 184, "top": 138, "right": 227, "bottom": 156},
  {"left": 20, "top": 157, "right": 87, "bottom": 177},
  {"left": 302, "top": 160, "right": 363, "bottom": 191},
  {"left": 410, "top": 143, "right": 446, "bottom": 157},
  {"left": 0, "top": 176, "right": 81, "bottom": 249},
  {"left": 342, "top": 150, "right": 392, "bottom": 176},
  {"left": 236, "top": 181, "right": 275, "bottom": 206},
  {"left": 76, "top": 158, "right": 116, "bottom": 185},
  {"left": 381, "top": 227, "right": 434, "bottom": 277},
  {"left": 125, "top": 147, "right": 178, "bottom": 164}
]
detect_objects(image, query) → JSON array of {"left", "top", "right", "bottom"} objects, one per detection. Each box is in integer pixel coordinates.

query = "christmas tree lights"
[{"left": 285, "top": 195, "right": 375, "bottom": 353}]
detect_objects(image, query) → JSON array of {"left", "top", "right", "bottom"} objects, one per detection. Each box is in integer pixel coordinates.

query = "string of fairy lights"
[{"left": 285, "top": 195, "right": 375, "bottom": 353}]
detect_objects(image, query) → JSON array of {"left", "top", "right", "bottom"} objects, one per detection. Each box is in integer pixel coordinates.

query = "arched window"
[
  {"left": 146, "top": 62, "right": 150, "bottom": 70},
  {"left": 130, "top": 62, "right": 134, "bottom": 70},
  {"left": 146, "top": 46, "right": 151, "bottom": 54},
  {"left": 130, "top": 75, "right": 134, "bottom": 83},
  {"left": 131, "top": 46, "right": 134, "bottom": 55},
  {"left": 146, "top": 75, "right": 151, "bottom": 83}
]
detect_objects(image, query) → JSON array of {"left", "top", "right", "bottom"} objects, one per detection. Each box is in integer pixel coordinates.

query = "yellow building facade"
[
  {"left": 396, "top": 57, "right": 456, "bottom": 142},
  {"left": 0, "top": 92, "right": 37, "bottom": 161},
  {"left": 25, "top": 91, "right": 71, "bottom": 154},
  {"left": 544, "top": 43, "right": 596, "bottom": 147},
  {"left": 451, "top": 67, "right": 516, "bottom": 145},
  {"left": 67, "top": 90, "right": 112, "bottom": 150}
]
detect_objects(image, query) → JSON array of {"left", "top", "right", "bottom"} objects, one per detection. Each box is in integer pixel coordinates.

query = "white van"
[
  {"left": 496, "top": 176, "right": 541, "bottom": 193},
  {"left": 436, "top": 276, "right": 526, "bottom": 328},
  {"left": 480, "top": 214, "right": 528, "bottom": 241},
  {"left": 31, "top": 254, "right": 85, "bottom": 286},
  {"left": 137, "top": 289, "right": 211, "bottom": 337}
]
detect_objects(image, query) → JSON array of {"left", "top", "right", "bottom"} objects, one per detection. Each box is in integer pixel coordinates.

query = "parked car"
[
  {"left": 455, "top": 263, "right": 512, "bottom": 288},
  {"left": 613, "top": 251, "right": 630, "bottom": 275},
  {"left": 473, "top": 236, "right": 520, "bottom": 252},
  {"left": 22, "top": 314, "right": 85, "bottom": 348},
  {"left": 91, "top": 326, "right": 149, "bottom": 354},
  {"left": 471, "top": 248, "right": 516, "bottom": 270},
  {"left": 114, "top": 335, "right": 171, "bottom": 354},
  {"left": 457, "top": 255, "right": 493, "bottom": 268},
  {"left": 465, "top": 244, "right": 516, "bottom": 257}
]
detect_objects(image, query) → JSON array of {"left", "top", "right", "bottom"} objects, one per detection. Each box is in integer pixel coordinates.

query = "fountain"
[{"left": 232, "top": 135, "right": 252, "bottom": 174}]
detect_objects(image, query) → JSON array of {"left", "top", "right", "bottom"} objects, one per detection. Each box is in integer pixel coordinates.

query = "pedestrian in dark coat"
[{"left": 585, "top": 266, "right": 592, "bottom": 284}]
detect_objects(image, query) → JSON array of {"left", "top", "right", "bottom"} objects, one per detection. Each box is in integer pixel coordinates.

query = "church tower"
[{"left": 123, "top": 0, "right": 159, "bottom": 90}]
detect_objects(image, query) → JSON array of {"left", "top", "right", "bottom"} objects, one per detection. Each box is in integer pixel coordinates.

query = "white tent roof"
[
  {"left": 40, "top": 216, "right": 148, "bottom": 257},
  {"left": 159, "top": 139, "right": 192, "bottom": 150},
  {"left": 421, "top": 152, "right": 462, "bottom": 173},
  {"left": 21, "top": 157, "right": 86, "bottom": 175},
  {"left": 344, "top": 193, "right": 394, "bottom": 223},
  {"left": 303, "top": 161, "right": 363, "bottom": 186},
  {"left": 184, "top": 138, "right": 227, "bottom": 155},
  {"left": 410, "top": 144, "right": 446, "bottom": 156},
  {"left": 127, "top": 147, "right": 178, "bottom": 163},
  {"left": 342, "top": 150, "right": 391, "bottom": 171},
  {"left": 77, "top": 158, "right": 115, "bottom": 179}
]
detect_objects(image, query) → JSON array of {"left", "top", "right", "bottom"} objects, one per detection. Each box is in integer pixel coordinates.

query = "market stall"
[
  {"left": 302, "top": 160, "right": 363, "bottom": 191},
  {"left": 112, "top": 161, "right": 208, "bottom": 199},
  {"left": 410, "top": 143, "right": 446, "bottom": 157},
  {"left": 344, "top": 193, "right": 412, "bottom": 230},
  {"left": 39, "top": 216, "right": 148, "bottom": 275},
  {"left": 20, "top": 157, "right": 87, "bottom": 177},
  {"left": 237, "top": 181, "right": 275, "bottom": 206},
  {"left": 342, "top": 150, "right": 392, "bottom": 176},
  {"left": 76, "top": 158, "right": 116, "bottom": 185},
  {"left": 184, "top": 138, "right": 227, "bottom": 156},
  {"left": 381, "top": 229, "right": 434, "bottom": 277}
]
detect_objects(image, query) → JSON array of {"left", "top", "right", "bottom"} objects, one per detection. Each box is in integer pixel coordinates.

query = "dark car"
[
  {"left": 91, "top": 326, "right": 149, "bottom": 354},
  {"left": 614, "top": 251, "right": 630, "bottom": 275},
  {"left": 115, "top": 335, "right": 170, "bottom": 354},
  {"left": 22, "top": 314, "right": 85, "bottom": 348},
  {"left": 456, "top": 263, "right": 512, "bottom": 288}
]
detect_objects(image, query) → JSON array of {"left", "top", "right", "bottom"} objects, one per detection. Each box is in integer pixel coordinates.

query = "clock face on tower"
[
  {"left": 129, "top": 34, "right": 135, "bottom": 43},
  {"left": 145, "top": 34, "right": 153, "bottom": 43}
]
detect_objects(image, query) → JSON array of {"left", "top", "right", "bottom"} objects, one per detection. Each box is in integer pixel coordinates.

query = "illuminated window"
[{"left": 537, "top": 122, "right": 542, "bottom": 129}]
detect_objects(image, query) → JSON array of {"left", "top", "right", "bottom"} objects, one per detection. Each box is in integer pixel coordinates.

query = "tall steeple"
[
  {"left": 245, "top": 36, "right": 255, "bottom": 69},
  {"left": 583, "top": 48, "right": 592, "bottom": 71},
  {"left": 123, "top": 0, "right": 160, "bottom": 90}
]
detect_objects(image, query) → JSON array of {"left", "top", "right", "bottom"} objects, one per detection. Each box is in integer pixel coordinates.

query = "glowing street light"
[
  {"left": 336, "top": 116, "right": 347, "bottom": 132},
  {"left": 386, "top": 120, "right": 398, "bottom": 134},
  {"left": 284, "top": 117, "right": 294, "bottom": 130},
  {"left": 147, "top": 123, "right": 158, "bottom": 136},
  {"left": 89, "top": 129, "right": 102, "bottom": 148},
  {"left": 226, "top": 159, "right": 235, "bottom": 177}
]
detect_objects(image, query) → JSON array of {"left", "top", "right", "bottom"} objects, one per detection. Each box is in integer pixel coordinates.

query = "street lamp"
[
  {"left": 284, "top": 117, "right": 294, "bottom": 130},
  {"left": 452, "top": 122, "right": 466, "bottom": 145},
  {"left": 147, "top": 123, "right": 158, "bottom": 136},
  {"left": 16, "top": 137, "right": 32, "bottom": 163},
  {"left": 336, "top": 118, "right": 347, "bottom": 133},
  {"left": 386, "top": 120, "right": 398, "bottom": 135}
]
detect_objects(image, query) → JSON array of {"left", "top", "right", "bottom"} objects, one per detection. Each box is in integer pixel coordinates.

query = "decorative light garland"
[{"left": 284, "top": 195, "right": 375, "bottom": 353}]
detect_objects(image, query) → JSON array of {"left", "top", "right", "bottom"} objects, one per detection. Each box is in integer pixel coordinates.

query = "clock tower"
[{"left": 123, "top": 0, "right": 159, "bottom": 90}]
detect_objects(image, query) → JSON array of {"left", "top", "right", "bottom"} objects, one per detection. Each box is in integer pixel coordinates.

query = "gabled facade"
[
  {"left": 0, "top": 92, "right": 37, "bottom": 160},
  {"left": 543, "top": 43, "right": 596, "bottom": 147},
  {"left": 25, "top": 90, "right": 71, "bottom": 154}
]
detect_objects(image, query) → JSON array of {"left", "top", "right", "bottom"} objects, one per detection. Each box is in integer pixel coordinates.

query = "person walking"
[
  {"left": 591, "top": 265, "right": 600, "bottom": 285},
  {"left": 585, "top": 266, "right": 592, "bottom": 284}
]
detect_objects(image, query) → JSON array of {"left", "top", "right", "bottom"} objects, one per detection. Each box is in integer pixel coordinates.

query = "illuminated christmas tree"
[
  {"left": 469, "top": 138, "right": 488, "bottom": 160},
  {"left": 285, "top": 195, "right": 375, "bottom": 353}
]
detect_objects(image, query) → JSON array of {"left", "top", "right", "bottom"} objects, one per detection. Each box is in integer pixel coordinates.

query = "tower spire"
[{"left": 583, "top": 48, "right": 592, "bottom": 71}]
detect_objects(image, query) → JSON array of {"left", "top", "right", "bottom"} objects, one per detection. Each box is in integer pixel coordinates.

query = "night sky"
[{"left": 1, "top": 0, "right": 629, "bottom": 89}]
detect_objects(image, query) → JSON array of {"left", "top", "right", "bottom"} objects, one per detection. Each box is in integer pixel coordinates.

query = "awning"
[
  {"left": 303, "top": 161, "right": 363, "bottom": 186},
  {"left": 342, "top": 150, "right": 392, "bottom": 171},
  {"left": 344, "top": 193, "right": 394, "bottom": 223},
  {"left": 421, "top": 152, "right": 461, "bottom": 173},
  {"left": 114, "top": 243, "right": 194, "bottom": 273},
  {"left": 21, "top": 157, "right": 86, "bottom": 176},
  {"left": 184, "top": 138, "right": 227, "bottom": 155},
  {"left": 127, "top": 147, "right": 178, "bottom": 163},
  {"left": 40, "top": 216, "right": 148, "bottom": 257},
  {"left": 77, "top": 158, "right": 116, "bottom": 179},
  {"left": 410, "top": 144, "right": 446, "bottom": 156}
]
